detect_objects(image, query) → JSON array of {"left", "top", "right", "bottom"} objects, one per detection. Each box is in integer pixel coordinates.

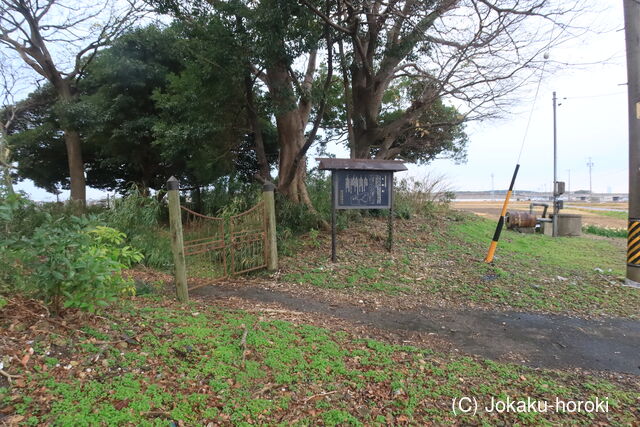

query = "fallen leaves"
[{"left": 0, "top": 291, "right": 638, "bottom": 425}]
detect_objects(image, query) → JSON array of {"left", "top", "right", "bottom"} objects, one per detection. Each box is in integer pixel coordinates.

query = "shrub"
[
  {"left": 105, "top": 187, "right": 172, "bottom": 270},
  {"left": 199, "top": 176, "right": 261, "bottom": 216},
  {"left": 1, "top": 210, "right": 142, "bottom": 313},
  {"left": 395, "top": 174, "right": 454, "bottom": 219}
]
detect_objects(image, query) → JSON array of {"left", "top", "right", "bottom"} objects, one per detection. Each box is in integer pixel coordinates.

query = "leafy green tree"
[
  {"left": 153, "top": 0, "right": 333, "bottom": 211},
  {"left": 8, "top": 23, "right": 278, "bottom": 195},
  {"left": 150, "top": 19, "right": 278, "bottom": 189},
  {"left": 7, "top": 85, "right": 69, "bottom": 194},
  {"left": 77, "top": 25, "right": 187, "bottom": 193}
]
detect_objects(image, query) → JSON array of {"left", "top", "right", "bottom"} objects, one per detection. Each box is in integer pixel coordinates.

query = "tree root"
[{"left": 0, "top": 369, "right": 22, "bottom": 382}]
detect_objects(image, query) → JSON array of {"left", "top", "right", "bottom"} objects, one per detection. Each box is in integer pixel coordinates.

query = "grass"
[
  {"left": 280, "top": 211, "right": 640, "bottom": 319},
  {"left": 574, "top": 209, "right": 628, "bottom": 221},
  {"left": 1, "top": 296, "right": 637, "bottom": 425},
  {"left": 451, "top": 218, "right": 624, "bottom": 274},
  {"left": 583, "top": 225, "right": 627, "bottom": 238}
]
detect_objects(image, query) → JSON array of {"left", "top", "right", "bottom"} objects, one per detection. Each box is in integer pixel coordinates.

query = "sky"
[
  {"left": 402, "top": 1, "right": 630, "bottom": 194},
  {"left": 11, "top": 0, "right": 631, "bottom": 201}
]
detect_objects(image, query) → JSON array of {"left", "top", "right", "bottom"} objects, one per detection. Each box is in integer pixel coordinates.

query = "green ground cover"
[
  {"left": 1, "top": 297, "right": 637, "bottom": 425},
  {"left": 282, "top": 213, "right": 639, "bottom": 318},
  {"left": 574, "top": 209, "right": 628, "bottom": 221},
  {"left": 582, "top": 225, "right": 627, "bottom": 238}
]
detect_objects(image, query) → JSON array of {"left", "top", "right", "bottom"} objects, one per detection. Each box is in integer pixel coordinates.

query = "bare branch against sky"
[
  {"left": 0, "top": 0, "right": 149, "bottom": 83},
  {"left": 0, "top": 0, "right": 148, "bottom": 203}
]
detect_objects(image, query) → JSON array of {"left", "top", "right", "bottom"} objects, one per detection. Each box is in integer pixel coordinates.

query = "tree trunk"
[
  {"left": 56, "top": 80, "right": 86, "bottom": 206},
  {"left": 266, "top": 61, "right": 315, "bottom": 208},
  {"left": 0, "top": 130, "right": 14, "bottom": 196},
  {"left": 350, "top": 64, "right": 384, "bottom": 159},
  {"left": 264, "top": 58, "right": 330, "bottom": 230},
  {"left": 275, "top": 109, "right": 309, "bottom": 204},
  {"left": 62, "top": 128, "right": 86, "bottom": 206},
  {"left": 338, "top": 38, "right": 356, "bottom": 159},
  {"left": 193, "top": 186, "right": 203, "bottom": 213}
]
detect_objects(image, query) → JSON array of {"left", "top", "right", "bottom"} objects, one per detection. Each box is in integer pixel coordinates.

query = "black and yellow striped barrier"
[
  {"left": 484, "top": 164, "right": 520, "bottom": 263},
  {"left": 628, "top": 219, "right": 640, "bottom": 267}
]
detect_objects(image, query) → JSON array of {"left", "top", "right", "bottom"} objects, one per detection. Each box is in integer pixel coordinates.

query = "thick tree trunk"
[
  {"left": 275, "top": 109, "right": 309, "bottom": 204},
  {"left": 338, "top": 38, "right": 356, "bottom": 159},
  {"left": 264, "top": 57, "right": 330, "bottom": 231},
  {"left": 350, "top": 65, "right": 385, "bottom": 159},
  {"left": 56, "top": 80, "right": 86, "bottom": 206},
  {"left": 62, "top": 128, "right": 86, "bottom": 206},
  {"left": 266, "top": 61, "right": 315, "bottom": 208}
]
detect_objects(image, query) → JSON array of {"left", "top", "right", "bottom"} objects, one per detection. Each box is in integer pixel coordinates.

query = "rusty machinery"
[
  {"left": 505, "top": 203, "right": 553, "bottom": 233},
  {"left": 506, "top": 182, "right": 566, "bottom": 234}
]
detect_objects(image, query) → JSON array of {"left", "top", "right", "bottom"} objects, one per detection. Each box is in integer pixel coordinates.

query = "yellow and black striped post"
[
  {"left": 627, "top": 219, "right": 640, "bottom": 267},
  {"left": 484, "top": 164, "right": 520, "bottom": 263}
]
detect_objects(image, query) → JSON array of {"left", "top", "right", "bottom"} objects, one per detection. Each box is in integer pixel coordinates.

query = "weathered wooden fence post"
[
  {"left": 167, "top": 176, "right": 188, "bottom": 302},
  {"left": 263, "top": 182, "right": 278, "bottom": 271}
]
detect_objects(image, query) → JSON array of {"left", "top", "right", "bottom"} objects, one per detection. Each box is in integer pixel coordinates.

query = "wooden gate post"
[
  {"left": 263, "top": 182, "right": 278, "bottom": 271},
  {"left": 167, "top": 176, "right": 188, "bottom": 302}
]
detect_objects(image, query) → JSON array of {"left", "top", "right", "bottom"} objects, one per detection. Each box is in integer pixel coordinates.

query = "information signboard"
[
  {"left": 316, "top": 158, "right": 407, "bottom": 262},
  {"left": 334, "top": 170, "right": 392, "bottom": 209}
]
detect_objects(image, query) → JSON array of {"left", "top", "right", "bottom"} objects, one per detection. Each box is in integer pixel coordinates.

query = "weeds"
[
  {"left": 4, "top": 297, "right": 637, "bottom": 425},
  {"left": 104, "top": 187, "right": 172, "bottom": 270},
  {"left": 583, "top": 225, "right": 626, "bottom": 238}
]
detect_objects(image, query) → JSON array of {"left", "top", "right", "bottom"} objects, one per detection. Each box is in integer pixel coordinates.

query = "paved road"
[{"left": 193, "top": 285, "right": 640, "bottom": 375}]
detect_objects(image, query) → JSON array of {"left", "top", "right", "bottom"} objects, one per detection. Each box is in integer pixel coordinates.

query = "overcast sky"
[{"left": 13, "top": 0, "right": 630, "bottom": 201}]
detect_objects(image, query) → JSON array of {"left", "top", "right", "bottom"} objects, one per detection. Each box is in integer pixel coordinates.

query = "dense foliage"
[
  {"left": 7, "top": 23, "right": 278, "bottom": 195},
  {"left": 0, "top": 195, "right": 142, "bottom": 313}
]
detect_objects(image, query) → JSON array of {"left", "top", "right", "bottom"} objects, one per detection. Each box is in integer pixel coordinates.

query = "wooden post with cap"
[
  {"left": 167, "top": 176, "right": 188, "bottom": 302},
  {"left": 262, "top": 182, "right": 278, "bottom": 271}
]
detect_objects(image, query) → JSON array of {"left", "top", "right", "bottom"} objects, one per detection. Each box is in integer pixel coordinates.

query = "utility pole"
[
  {"left": 624, "top": 0, "right": 640, "bottom": 287},
  {"left": 566, "top": 169, "right": 571, "bottom": 202},
  {"left": 552, "top": 91, "right": 558, "bottom": 237},
  {"left": 586, "top": 157, "right": 594, "bottom": 199}
]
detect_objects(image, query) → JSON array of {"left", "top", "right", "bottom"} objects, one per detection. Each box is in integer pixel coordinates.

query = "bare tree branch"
[
  {"left": 300, "top": 0, "right": 590, "bottom": 159},
  {"left": 0, "top": 0, "right": 147, "bottom": 203}
]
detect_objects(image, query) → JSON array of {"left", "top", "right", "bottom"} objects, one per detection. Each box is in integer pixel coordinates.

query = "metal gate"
[{"left": 181, "top": 202, "right": 267, "bottom": 285}]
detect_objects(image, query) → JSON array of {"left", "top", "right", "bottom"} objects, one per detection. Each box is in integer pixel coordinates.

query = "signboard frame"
[{"left": 318, "top": 158, "right": 407, "bottom": 262}]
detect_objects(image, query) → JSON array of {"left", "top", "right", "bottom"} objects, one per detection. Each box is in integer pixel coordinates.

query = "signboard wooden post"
[{"left": 318, "top": 158, "right": 407, "bottom": 262}]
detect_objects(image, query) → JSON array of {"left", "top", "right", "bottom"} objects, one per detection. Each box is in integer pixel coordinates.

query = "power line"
[{"left": 516, "top": 60, "right": 548, "bottom": 164}]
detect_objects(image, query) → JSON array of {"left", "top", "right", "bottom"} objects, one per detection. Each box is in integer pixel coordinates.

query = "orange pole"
[{"left": 484, "top": 164, "right": 520, "bottom": 263}]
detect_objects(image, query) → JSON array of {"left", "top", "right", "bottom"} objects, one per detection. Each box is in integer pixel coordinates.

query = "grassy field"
[
  {"left": 1, "top": 296, "right": 637, "bottom": 425},
  {"left": 282, "top": 211, "right": 639, "bottom": 319},
  {"left": 574, "top": 209, "right": 628, "bottom": 221}
]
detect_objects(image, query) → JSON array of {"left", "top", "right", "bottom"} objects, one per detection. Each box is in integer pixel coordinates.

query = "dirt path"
[{"left": 193, "top": 285, "right": 640, "bottom": 376}]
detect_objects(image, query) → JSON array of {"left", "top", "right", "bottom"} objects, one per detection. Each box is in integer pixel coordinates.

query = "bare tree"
[
  {"left": 301, "top": 0, "right": 586, "bottom": 159},
  {"left": 0, "top": 0, "right": 145, "bottom": 204}
]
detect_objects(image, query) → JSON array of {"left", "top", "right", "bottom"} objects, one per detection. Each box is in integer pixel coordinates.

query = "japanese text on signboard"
[{"left": 335, "top": 170, "right": 392, "bottom": 209}]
